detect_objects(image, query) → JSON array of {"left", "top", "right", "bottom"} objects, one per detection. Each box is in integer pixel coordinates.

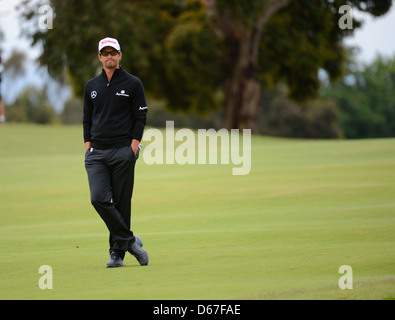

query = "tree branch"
[{"left": 252, "top": 0, "right": 292, "bottom": 60}]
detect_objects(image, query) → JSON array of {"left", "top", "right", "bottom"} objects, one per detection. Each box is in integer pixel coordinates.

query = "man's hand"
[
  {"left": 85, "top": 141, "right": 92, "bottom": 153},
  {"left": 131, "top": 139, "right": 140, "bottom": 156}
]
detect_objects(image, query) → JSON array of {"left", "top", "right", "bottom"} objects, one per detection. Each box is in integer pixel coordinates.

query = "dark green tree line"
[{"left": 321, "top": 55, "right": 395, "bottom": 138}]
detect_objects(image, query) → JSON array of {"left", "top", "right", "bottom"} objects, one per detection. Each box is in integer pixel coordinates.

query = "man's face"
[{"left": 98, "top": 46, "right": 122, "bottom": 69}]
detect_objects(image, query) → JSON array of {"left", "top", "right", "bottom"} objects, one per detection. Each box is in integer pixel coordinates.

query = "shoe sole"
[
  {"left": 106, "top": 263, "right": 124, "bottom": 268},
  {"left": 106, "top": 261, "right": 124, "bottom": 268}
]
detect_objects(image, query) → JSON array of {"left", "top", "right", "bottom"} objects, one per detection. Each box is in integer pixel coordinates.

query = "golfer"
[
  {"left": 0, "top": 51, "right": 5, "bottom": 123},
  {"left": 83, "top": 37, "right": 149, "bottom": 268}
]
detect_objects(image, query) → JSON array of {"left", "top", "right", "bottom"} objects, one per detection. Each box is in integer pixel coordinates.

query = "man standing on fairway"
[
  {"left": 0, "top": 50, "right": 5, "bottom": 123},
  {"left": 83, "top": 37, "right": 149, "bottom": 268}
]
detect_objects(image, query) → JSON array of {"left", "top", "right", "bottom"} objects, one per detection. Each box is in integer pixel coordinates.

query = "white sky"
[
  {"left": 1, "top": 0, "right": 395, "bottom": 106},
  {"left": 344, "top": 6, "right": 395, "bottom": 63},
  {"left": 0, "top": 0, "right": 41, "bottom": 58}
]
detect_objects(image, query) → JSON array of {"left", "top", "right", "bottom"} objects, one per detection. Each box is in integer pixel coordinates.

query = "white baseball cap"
[{"left": 98, "top": 37, "right": 121, "bottom": 53}]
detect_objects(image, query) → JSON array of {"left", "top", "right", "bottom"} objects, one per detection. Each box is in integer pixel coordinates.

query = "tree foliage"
[
  {"left": 321, "top": 55, "right": 395, "bottom": 138},
  {"left": 19, "top": 0, "right": 392, "bottom": 130},
  {"left": 5, "top": 86, "right": 59, "bottom": 124},
  {"left": 258, "top": 84, "right": 341, "bottom": 138}
]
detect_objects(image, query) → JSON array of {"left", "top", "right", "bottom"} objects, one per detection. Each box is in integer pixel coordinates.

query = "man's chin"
[{"left": 105, "top": 63, "right": 117, "bottom": 69}]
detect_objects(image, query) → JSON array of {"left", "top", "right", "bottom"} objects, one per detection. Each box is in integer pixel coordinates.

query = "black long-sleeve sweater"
[{"left": 83, "top": 67, "right": 148, "bottom": 149}]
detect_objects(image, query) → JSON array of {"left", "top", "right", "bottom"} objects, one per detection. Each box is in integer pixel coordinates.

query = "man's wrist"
[
  {"left": 85, "top": 141, "right": 92, "bottom": 152},
  {"left": 131, "top": 139, "right": 140, "bottom": 155}
]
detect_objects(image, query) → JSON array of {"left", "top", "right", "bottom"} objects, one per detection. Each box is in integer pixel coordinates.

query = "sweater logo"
[
  {"left": 116, "top": 90, "right": 129, "bottom": 97},
  {"left": 91, "top": 91, "right": 97, "bottom": 99}
]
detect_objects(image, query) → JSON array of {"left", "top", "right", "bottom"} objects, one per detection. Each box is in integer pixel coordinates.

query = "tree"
[
  {"left": 203, "top": 0, "right": 292, "bottom": 131},
  {"left": 20, "top": 0, "right": 392, "bottom": 131},
  {"left": 5, "top": 86, "right": 59, "bottom": 124},
  {"left": 60, "top": 96, "right": 83, "bottom": 125},
  {"left": 203, "top": 0, "right": 391, "bottom": 130},
  {"left": 321, "top": 54, "right": 395, "bottom": 138},
  {"left": 258, "top": 84, "right": 341, "bottom": 138},
  {"left": 1, "top": 49, "right": 27, "bottom": 81}
]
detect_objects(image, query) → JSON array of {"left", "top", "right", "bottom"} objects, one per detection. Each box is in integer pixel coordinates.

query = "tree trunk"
[
  {"left": 205, "top": 0, "right": 292, "bottom": 131},
  {"left": 223, "top": 31, "right": 261, "bottom": 132}
]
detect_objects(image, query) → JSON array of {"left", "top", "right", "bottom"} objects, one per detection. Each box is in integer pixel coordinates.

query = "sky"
[
  {"left": 343, "top": 6, "right": 395, "bottom": 63},
  {"left": 1, "top": 0, "right": 395, "bottom": 109}
]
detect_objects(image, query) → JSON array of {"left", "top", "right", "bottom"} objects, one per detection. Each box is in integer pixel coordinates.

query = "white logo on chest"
[{"left": 116, "top": 90, "right": 129, "bottom": 97}]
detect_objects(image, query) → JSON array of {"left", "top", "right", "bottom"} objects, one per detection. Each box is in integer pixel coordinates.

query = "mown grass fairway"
[{"left": 0, "top": 123, "right": 394, "bottom": 299}]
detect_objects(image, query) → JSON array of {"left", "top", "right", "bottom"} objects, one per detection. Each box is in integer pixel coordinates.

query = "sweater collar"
[{"left": 101, "top": 66, "right": 124, "bottom": 82}]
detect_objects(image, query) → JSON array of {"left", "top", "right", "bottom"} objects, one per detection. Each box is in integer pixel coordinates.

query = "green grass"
[{"left": 0, "top": 123, "right": 394, "bottom": 300}]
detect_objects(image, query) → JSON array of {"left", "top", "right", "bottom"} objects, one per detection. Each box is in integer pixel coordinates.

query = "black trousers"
[{"left": 85, "top": 146, "right": 137, "bottom": 258}]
